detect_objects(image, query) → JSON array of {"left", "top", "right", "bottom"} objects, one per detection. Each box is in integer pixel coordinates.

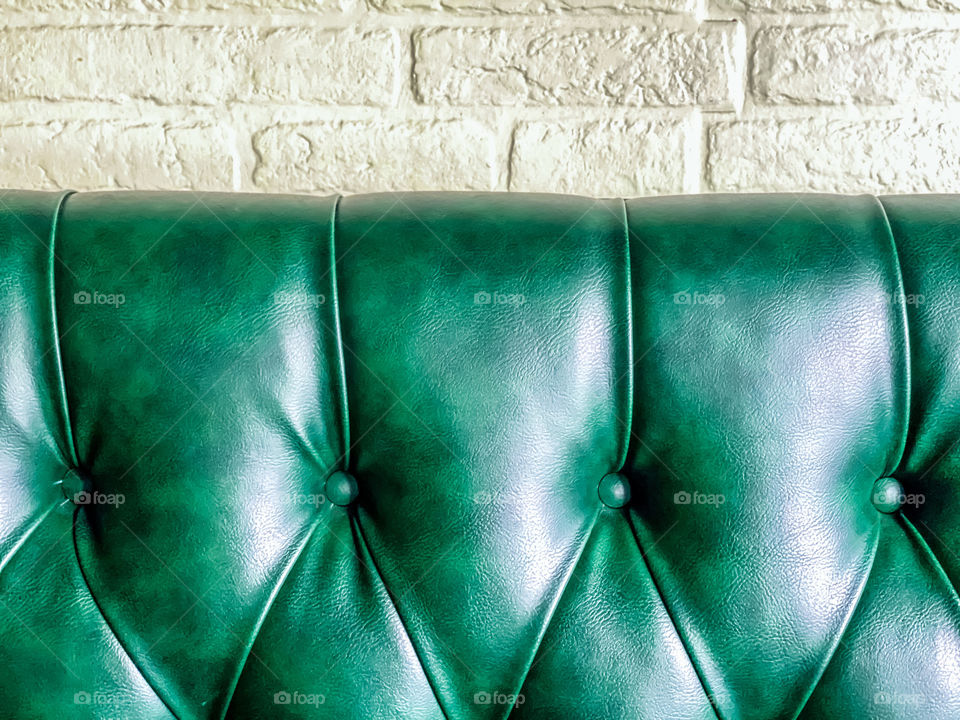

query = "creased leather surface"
[{"left": 0, "top": 190, "right": 957, "bottom": 719}]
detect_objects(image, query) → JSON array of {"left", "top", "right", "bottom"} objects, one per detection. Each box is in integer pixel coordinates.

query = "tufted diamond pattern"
[{"left": 0, "top": 190, "right": 958, "bottom": 719}]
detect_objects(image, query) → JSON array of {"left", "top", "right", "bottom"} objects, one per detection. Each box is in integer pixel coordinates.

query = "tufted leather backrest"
[{"left": 0, "top": 190, "right": 958, "bottom": 720}]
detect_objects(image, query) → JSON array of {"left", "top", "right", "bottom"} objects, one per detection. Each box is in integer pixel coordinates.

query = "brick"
[
  {"left": 373, "top": 0, "right": 693, "bottom": 13},
  {"left": 252, "top": 121, "right": 497, "bottom": 193},
  {"left": 707, "top": 119, "right": 960, "bottom": 193},
  {"left": 0, "top": 0, "right": 347, "bottom": 9},
  {"left": 719, "top": 0, "right": 959, "bottom": 12},
  {"left": 250, "top": 29, "right": 399, "bottom": 104},
  {"left": 413, "top": 22, "right": 744, "bottom": 109},
  {"left": 510, "top": 119, "right": 693, "bottom": 195},
  {"left": 0, "top": 27, "right": 398, "bottom": 106},
  {"left": 0, "top": 122, "right": 236, "bottom": 190},
  {"left": 753, "top": 26, "right": 960, "bottom": 105}
]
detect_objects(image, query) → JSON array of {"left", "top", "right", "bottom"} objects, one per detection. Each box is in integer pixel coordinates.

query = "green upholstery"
[{"left": 0, "top": 190, "right": 957, "bottom": 719}]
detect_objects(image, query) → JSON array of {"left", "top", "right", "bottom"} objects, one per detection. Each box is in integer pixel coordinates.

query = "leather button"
[
  {"left": 325, "top": 470, "right": 359, "bottom": 507},
  {"left": 59, "top": 468, "right": 88, "bottom": 504},
  {"left": 872, "top": 476, "right": 904, "bottom": 514},
  {"left": 598, "top": 472, "right": 631, "bottom": 509}
]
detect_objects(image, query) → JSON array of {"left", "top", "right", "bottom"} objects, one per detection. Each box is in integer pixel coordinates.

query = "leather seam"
[
  {"left": 221, "top": 195, "right": 343, "bottom": 716},
  {"left": 71, "top": 508, "right": 180, "bottom": 720},
  {"left": 0, "top": 501, "right": 58, "bottom": 580},
  {"left": 48, "top": 189, "right": 80, "bottom": 469},
  {"left": 901, "top": 514, "right": 960, "bottom": 613},
  {"left": 352, "top": 516, "right": 451, "bottom": 720},
  {"left": 874, "top": 195, "right": 912, "bottom": 475},
  {"left": 624, "top": 513, "right": 724, "bottom": 720},
  {"left": 219, "top": 512, "right": 327, "bottom": 720},
  {"left": 789, "top": 517, "right": 882, "bottom": 720},
  {"left": 501, "top": 506, "right": 602, "bottom": 720},
  {"left": 328, "top": 194, "right": 351, "bottom": 470},
  {"left": 619, "top": 197, "right": 634, "bottom": 471}
]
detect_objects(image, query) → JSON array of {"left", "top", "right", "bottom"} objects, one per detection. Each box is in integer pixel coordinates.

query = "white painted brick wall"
[
  {"left": 1, "top": 2, "right": 958, "bottom": 196},
  {"left": 708, "top": 118, "right": 960, "bottom": 192},
  {"left": 413, "top": 24, "right": 744, "bottom": 109},
  {"left": 0, "top": 27, "right": 400, "bottom": 105},
  {"left": 253, "top": 120, "right": 497, "bottom": 191}
]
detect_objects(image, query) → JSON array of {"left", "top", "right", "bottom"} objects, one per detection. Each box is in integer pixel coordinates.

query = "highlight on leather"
[{"left": 0, "top": 190, "right": 956, "bottom": 720}]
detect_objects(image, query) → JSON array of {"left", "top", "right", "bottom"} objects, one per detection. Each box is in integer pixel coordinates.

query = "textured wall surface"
[{"left": 1, "top": 0, "right": 957, "bottom": 195}]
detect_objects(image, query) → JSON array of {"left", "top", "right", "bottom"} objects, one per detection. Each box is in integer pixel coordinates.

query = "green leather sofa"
[{"left": 1, "top": 190, "right": 958, "bottom": 719}]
